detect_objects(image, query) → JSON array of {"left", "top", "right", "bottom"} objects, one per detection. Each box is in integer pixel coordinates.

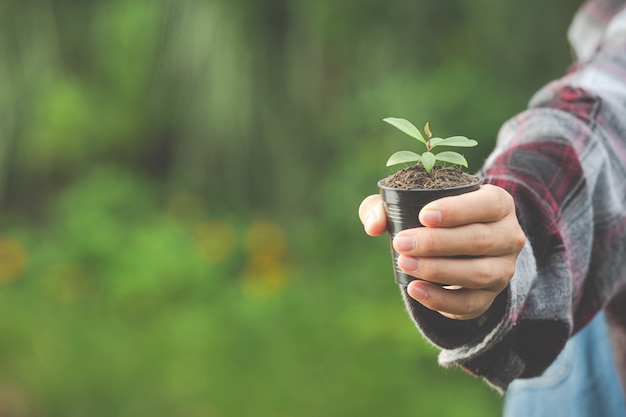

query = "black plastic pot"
[{"left": 377, "top": 176, "right": 482, "bottom": 286}]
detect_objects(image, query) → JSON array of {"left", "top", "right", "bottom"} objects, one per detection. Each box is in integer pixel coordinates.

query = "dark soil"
[{"left": 380, "top": 165, "right": 478, "bottom": 190}]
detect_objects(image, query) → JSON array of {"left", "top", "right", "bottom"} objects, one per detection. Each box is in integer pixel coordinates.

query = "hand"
[{"left": 358, "top": 184, "right": 526, "bottom": 320}]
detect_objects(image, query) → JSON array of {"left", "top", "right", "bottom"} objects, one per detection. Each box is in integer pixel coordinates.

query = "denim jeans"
[{"left": 503, "top": 311, "right": 626, "bottom": 417}]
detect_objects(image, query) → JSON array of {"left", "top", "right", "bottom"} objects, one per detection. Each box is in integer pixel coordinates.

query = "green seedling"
[{"left": 384, "top": 117, "right": 478, "bottom": 173}]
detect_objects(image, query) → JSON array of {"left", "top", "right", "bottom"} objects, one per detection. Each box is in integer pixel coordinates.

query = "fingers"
[
  {"left": 397, "top": 254, "right": 514, "bottom": 291},
  {"left": 419, "top": 184, "right": 514, "bottom": 227},
  {"left": 394, "top": 186, "right": 526, "bottom": 258},
  {"left": 395, "top": 184, "right": 525, "bottom": 320},
  {"left": 358, "top": 195, "right": 387, "bottom": 236},
  {"left": 393, "top": 221, "right": 524, "bottom": 257},
  {"left": 406, "top": 280, "right": 499, "bottom": 320},
  {"left": 359, "top": 185, "right": 524, "bottom": 320}
]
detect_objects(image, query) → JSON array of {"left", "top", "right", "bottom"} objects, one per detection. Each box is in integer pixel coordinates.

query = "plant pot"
[{"left": 377, "top": 176, "right": 481, "bottom": 286}]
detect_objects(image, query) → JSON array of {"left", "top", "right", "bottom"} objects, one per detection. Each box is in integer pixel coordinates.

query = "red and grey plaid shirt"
[{"left": 402, "top": 0, "right": 626, "bottom": 393}]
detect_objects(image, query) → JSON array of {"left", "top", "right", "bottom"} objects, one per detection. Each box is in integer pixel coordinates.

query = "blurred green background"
[{"left": 0, "top": 1, "right": 578, "bottom": 416}]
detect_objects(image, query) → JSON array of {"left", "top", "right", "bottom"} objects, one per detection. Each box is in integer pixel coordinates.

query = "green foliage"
[
  {"left": 384, "top": 117, "right": 478, "bottom": 173},
  {"left": 0, "top": 168, "right": 503, "bottom": 417}
]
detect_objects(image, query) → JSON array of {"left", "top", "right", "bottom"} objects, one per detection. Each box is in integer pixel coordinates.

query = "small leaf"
[
  {"left": 429, "top": 136, "right": 478, "bottom": 149},
  {"left": 435, "top": 151, "right": 469, "bottom": 167},
  {"left": 383, "top": 117, "right": 426, "bottom": 144},
  {"left": 386, "top": 151, "right": 421, "bottom": 167},
  {"left": 421, "top": 152, "right": 435, "bottom": 173},
  {"left": 424, "top": 122, "right": 432, "bottom": 139}
]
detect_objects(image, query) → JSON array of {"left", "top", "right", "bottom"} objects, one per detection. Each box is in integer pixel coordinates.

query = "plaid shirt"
[{"left": 402, "top": 0, "right": 626, "bottom": 393}]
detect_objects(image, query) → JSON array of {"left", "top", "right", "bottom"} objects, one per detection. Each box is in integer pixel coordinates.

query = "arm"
[{"left": 360, "top": 83, "right": 626, "bottom": 391}]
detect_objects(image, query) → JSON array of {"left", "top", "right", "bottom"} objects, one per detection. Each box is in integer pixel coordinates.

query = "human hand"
[{"left": 358, "top": 184, "right": 526, "bottom": 320}]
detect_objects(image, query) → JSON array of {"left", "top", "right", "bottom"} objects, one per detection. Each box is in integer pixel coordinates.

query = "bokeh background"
[{"left": 0, "top": 1, "right": 579, "bottom": 416}]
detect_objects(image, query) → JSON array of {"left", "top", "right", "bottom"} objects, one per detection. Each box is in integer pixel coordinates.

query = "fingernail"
[
  {"left": 398, "top": 255, "right": 421, "bottom": 272},
  {"left": 420, "top": 210, "right": 442, "bottom": 226},
  {"left": 393, "top": 235, "right": 415, "bottom": 252},
  {"left": 408, "top": 283, "right": 428, "bottom": 301}
]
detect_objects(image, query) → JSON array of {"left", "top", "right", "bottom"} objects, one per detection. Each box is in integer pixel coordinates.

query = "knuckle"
[
  {"left": 437, "top": 287, "right": 478, "bottom": 316},
  {"left": 470, "top": 224, "right": 492, "bottom": 254},
  {"left": 499, "top": 257, "right": 518, "bottom": 286},
  {"left": 504, "top": 260, "right": 517, "bottom": 281},
  {"left": 415, "top": 230, "right": 439, "bottom": 255},
  {"left": 456, "top": 295, "right": 479, "bottom": 317},
  {"left": 505, "top": 227, "right": 526, "bottom": 254},
  {"left": 413, "top": 259, "right": 431, "bottom": 279},
  {"left": 473, "top": 258, "right": 512, "bottom": 291},
  {"left": 499, "top": 185, "right": 514, "bottom": 205},
  {"left": 500, "top": 187, "right": 515, "bottom": 209},
  {"left": 431, "top": 288, "right": 487, "bottom": 320},
  {"left": 494, "top": 271, "right": 513, "bottom": 294},
  {"left": 473, "top": 259, "right": 493, "bottom": 286},
  {"left": 488, "top": 185, "right": 514, "bottom": 219},
  {"left": 514, "top": 230, "right": 527, "bottom": 251}
]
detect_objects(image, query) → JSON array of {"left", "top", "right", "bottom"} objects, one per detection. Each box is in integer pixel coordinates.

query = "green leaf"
[
  {"left": 429, "top": 136, "right": 478, "bottom": 149},
  {"left": 429, "top": 137, "right": 444, "bottom": 146},
  {"left": 383, "top": 117, "right": 426, "bottom": 144},
  {"left": 386, "top": 151, "right": 421, "bottom": 167},
  {"left": 435, "top": 151, "right": 469, "bottom": 167},
  {"left": 421, "top": 152, "right": 435, "bottom": 173}
]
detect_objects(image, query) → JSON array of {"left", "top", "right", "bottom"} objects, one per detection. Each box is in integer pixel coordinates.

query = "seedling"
[{"left": 384, "top": 117, "right": 478, "bottom": 173}]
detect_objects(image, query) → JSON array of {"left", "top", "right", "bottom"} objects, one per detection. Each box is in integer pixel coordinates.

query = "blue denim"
[{"left": 503, "top": 311, "right": 626, "bottom": 417}]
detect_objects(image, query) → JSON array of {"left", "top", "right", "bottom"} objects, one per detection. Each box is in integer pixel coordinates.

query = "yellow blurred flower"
[
  {"left": 243, "top": 220, "right": 286, "bottom": 261},
  {"left": 194, "top": 220, "right": 236, "bottom": 262},
  {"left": 240, "top": 220, "right": 289, "bottom": 297},
  {"left": 241, "top": 259, "right": 287, "bottom": 298},
  {"left": 0, "top": 238, "right": 27, "bottom": 283},
  {"left": 43, "top": 263, "right": 92, "bottom": 304}
]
